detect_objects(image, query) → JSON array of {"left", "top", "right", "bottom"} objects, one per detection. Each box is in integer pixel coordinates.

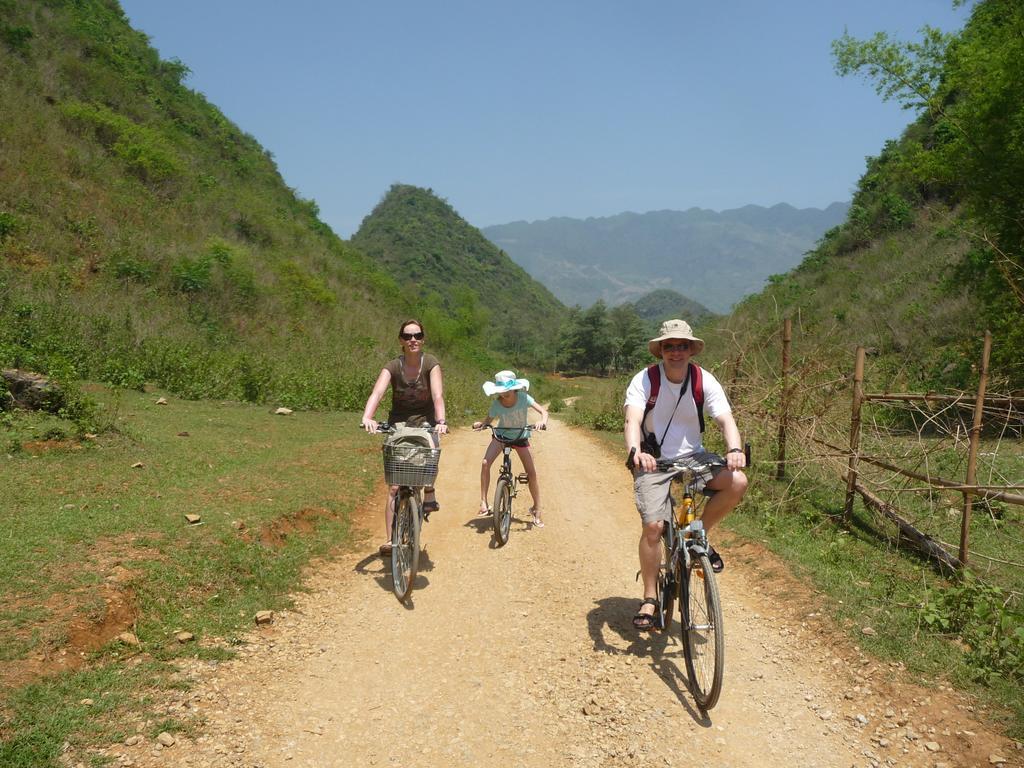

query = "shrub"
[
  {"left": 0, "top": 211, "right": 18, "bottom": 241},
  {"left": 1, "top": 24, "right": 32, "bottom": 55},
  {"left": 171, "top": 255, "right": 213, "bottom": 294},
  {"left": 60, "top": 101, "right": 181, "bottom": 183},
  {"left": 111, "top": 257, "right": 155, "bottom": 285},
  {"left": 275, "top": 261, "right": 334, "bottom": 308},
  {"left": 920, "top": 576, "right": 1024, "bottom": 685}
]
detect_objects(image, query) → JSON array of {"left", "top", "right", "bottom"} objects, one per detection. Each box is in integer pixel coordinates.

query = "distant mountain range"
[{"left": 482, "top": 203, "right": 849, "bottom": 312}]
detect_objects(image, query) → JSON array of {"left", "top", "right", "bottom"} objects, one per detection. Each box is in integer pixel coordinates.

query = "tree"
[
  {"left": 608, "top": 304, "right": 648, "bottom": 372},
  {"left": 833, "top": 0, "right": 1024, "bottom": 307},
  {"left": 557, "top": 302, "right": 615, "bottom": 374},
  {"left": 833, "top": 0, "right": 1024, "bottom": 382}
]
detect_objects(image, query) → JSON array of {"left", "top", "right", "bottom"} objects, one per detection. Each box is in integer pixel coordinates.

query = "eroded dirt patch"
[
  {"left": 0, "top": 537, "right": 149, "bottom": 689},
  {"left": 21, "top": 439, "right": 84, "bottom": 455},
  {"left": 253, "top": 506, "right": 336, "bottom": 548}
]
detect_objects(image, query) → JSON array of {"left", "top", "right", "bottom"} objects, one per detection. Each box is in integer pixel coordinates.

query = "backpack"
[{"left": 642, "top": 362, "right": 705, "bottom": 434}]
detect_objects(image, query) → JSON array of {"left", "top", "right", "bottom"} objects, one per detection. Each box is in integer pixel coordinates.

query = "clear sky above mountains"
[{"left": 119, "top": 1, "right": 972, "bottom": 238}]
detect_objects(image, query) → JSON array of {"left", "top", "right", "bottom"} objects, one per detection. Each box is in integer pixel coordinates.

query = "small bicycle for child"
[
  {"left": 372, "top": 423, "right": 441, "bottom": 601},
  {"left": 475, "top": 424, "right": 543, "bottom": 546}
]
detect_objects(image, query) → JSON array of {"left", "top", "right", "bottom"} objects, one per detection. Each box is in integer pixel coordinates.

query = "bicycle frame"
[
  {"left": 367, "top": 422, "right": 439, "bottom": 601},
  {"left": 631, "top": 450, "right": 726, "bottom": 711}
]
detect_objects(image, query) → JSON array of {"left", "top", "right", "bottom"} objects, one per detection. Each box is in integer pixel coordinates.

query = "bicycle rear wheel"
[
  {"left": 681, "top": 551, "right": 724, "bottom": 709},
  {"left": 391, "top": 491, "right": 421, "bottom": 601},
  {"left": 492, "top": 477, "right": 512, "bottom": 546}
]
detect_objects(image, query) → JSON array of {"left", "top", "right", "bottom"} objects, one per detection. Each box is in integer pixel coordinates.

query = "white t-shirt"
[{"left": 623, "top": 363, "right": 731, "bottom": 460}]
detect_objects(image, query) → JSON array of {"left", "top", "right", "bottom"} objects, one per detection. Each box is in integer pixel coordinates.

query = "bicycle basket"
[{"left": 382, "top": 443, "right": 441, "bottom": 486}]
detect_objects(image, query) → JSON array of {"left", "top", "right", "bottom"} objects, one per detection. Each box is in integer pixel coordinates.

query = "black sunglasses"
[
  {"left": 400, "top": 331, "right": 425, "bottom": 341},
  {"left": 661, "top": 341, "right": 690, "bottom": 352}
]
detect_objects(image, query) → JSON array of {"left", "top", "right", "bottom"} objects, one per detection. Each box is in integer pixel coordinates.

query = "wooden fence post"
[
  {"left": 844, "top": 346, "right": 866, "bottom": 519},
  {"left": 776, "top": 318, "right": 791, "bottom": 480},
  {"left": 960, "top": 330, "right": 992, "bottom": 569}
]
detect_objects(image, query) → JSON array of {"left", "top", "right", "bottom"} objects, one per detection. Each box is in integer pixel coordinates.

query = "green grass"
[{"left": 0, "top": 386, "right": 380, "bottom": 766}]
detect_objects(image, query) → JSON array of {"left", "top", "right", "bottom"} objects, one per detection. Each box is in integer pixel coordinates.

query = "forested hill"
[
  {"left": 351, "top": 185, "right": 567, "bottom": 361},
  {"left": 705, "top": 0, "right": 1024, "bottom": 394},
  {"left": 622, "top": 289, "right": 715, "bottom": 329},
  {"left": 0, "top": 0, "right": 491, "bottom": 412},
  {"left": 482, "top": 202, "right": 848, "bottom": 313}
]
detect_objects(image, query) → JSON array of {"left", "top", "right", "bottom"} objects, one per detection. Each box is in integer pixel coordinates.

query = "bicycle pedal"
[{"left": 516, "top": 472, "right": 530, "bottom": 484}]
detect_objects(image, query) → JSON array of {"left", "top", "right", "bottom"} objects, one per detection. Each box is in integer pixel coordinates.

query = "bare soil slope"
[{"left": 120, "top": 422, "right": 1020, "bottom": 768}]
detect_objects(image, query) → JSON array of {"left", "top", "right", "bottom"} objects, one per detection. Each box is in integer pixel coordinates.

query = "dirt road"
[{"left": 124, "top": 421, "right": 1019, "bottom": 768}]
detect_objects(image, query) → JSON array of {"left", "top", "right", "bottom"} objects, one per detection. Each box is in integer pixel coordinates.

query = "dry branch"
[
  {"left": 853, "top": 481, "right": 961, "bottom": 572},
  {"left": 814, "top": 438, "right": 1024, "bottom": 507}
]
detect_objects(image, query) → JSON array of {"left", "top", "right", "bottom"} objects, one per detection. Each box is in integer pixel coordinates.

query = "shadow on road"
[
  {"left": 462, "top": 513, "right": 535, "bottom": 548},
  {"left": 586, "top": 595, "right": 712, "bottom": 726},
  {"left": 352, "top": 547, "right": 436, "bottom": 603}
]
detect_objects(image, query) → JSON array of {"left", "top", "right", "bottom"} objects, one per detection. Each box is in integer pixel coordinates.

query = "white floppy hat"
[
  {"left": 648, "top": 319, "right": 705, "bottom": 358},
  {"left": 482, "top": 370, "right": 530, "bottom": 396}
]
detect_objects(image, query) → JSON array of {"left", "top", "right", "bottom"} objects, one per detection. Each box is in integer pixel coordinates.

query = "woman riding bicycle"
[
  {"left": 361, "top": 319, "right": 448, "bottom": 555},
  {"left": 623, "top": 319, "right": 747, "bottom": 630},
  {"left": 472, "top": 370, "right": 548, "bottom": 527}
]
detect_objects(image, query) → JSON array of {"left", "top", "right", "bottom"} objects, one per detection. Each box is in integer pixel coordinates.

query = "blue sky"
[{"left": 120, "top": 1, "right": 972, "bottom": 238}]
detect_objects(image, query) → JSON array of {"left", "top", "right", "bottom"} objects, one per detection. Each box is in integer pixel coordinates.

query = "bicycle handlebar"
[
  {"left": 626, "top": 442, "right": 752, "bottom": 471},
  {"left": 474, "top": 423, "right": 545, "bottom": 442},
  {"left": 360, "top": 422, "right": 442, "bottom": 435}
]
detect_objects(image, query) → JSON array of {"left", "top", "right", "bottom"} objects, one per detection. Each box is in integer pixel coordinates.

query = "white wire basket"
[{"left": 382, "top": 443, "right": 441, "bottom": 486}]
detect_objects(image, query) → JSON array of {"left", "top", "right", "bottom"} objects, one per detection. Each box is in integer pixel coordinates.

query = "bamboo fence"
[{"left": 764, "top": 323, "right": 1024, "bottom": 573}]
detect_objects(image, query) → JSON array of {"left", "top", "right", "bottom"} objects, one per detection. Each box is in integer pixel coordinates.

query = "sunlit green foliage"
[{"left": 833, "top": 0, "right": 1024, "bottom": 385}]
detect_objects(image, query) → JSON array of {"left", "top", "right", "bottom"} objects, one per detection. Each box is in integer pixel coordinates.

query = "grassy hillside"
[
  {"left": 351, "top": 184, "right": 567, "bottom": 367},
  {"left": 706, "top": 206, "right": 978, "bottom": 392},
  {"left": 0, "top": 0, "right": 484, "bottom": 420}
]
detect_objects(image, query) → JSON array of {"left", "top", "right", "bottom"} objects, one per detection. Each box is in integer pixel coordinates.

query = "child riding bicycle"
[{"left": 472, "top": 370, "right": 548, "bottom": 527}]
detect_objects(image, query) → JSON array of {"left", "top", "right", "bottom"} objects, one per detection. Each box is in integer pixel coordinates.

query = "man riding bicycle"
[{"left": 623, "top": 319, "right": 747, "bottom": 631}]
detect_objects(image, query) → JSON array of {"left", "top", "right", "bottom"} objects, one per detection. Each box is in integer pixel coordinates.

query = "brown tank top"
[{"left": 385, "top": 354, "right": 439, "bottom": 424}]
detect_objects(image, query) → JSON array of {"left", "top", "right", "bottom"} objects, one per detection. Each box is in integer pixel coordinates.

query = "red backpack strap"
[
  {"left": 641, "top": 364, "right": 660, "bottom": 430},
  {"left": 645, "top": 364, "right": 661, "bottom": 406},
  {"left": 689, "top": 363, "right": 705, "bottom": 433}
]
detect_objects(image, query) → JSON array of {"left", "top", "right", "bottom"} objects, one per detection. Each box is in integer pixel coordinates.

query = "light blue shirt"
[{"left": 489, "top": 392, "right": 535, "bottom": 441}]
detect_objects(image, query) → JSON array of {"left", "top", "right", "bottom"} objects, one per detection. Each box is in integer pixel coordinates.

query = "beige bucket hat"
[{"left": 648, "top": 319, "right": 705, "bottom": 358}]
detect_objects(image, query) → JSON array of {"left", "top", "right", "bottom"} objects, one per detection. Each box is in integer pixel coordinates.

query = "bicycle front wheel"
[
  {"left": 493, "top": 477, "right": 512, "bottom": 546},
  {"left": 391, "top": 491, "right": 421, "bottom": 601},
  {"left": 681, "top": 551, "right": 724, "bottom": 709},
  {"left": 656, "top": 535, "right": 675, "bottom": 632}
]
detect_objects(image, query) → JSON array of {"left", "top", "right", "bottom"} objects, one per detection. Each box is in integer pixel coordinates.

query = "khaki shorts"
[{"left": 633, "top": 450, "right": 725, "bottom": 525}]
